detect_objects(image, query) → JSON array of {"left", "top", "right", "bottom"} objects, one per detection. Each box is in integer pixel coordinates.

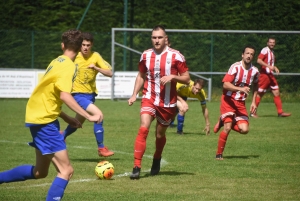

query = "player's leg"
[
  {"left": 231, "top": 101, "right": 249, "bottom": 134},
  {"left": 63, "top": 113, "right": 86, "bottom": 139},
  {"left": 150, "top": 106, "right": 176, "bottom": 175},
  {"left": 270, "top": 78, "right": 291, "bottom": 117},
  {"left": 62, "top": 93, "right": 88, "bottom": 138},
  {"left": 176, "top": 98, "right": 188, "bottom": 134},
  {"left": 86, "top": 103, "right": 114, "bottom": 157},
  {"left": 216, "top": 117, "right": 233, "bottom": 160},
  {"left": 216, "top": 95, "right": 234, "bottom": 160},
  {"left": 130, "top": 102, "right": 155, "bottom": 179},
  {"left": 46, "top": 149, "right": 73, "bottom": 201},
  {"left": 150, "top": 122, "right": 168, "bottom": 176},
  {"left": 252, "top": 74, "right": 268, "bottom": 118}
]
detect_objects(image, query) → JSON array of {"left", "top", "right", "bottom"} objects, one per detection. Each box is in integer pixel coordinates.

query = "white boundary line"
[{"left": 0, "top": 140, "right": 168, "bottom": 189}]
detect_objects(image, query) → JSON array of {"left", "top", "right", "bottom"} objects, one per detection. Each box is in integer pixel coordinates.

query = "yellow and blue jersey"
[
  {"left": 176, "top": 81, "right": 207, "bottom": 105},
  {"left": 72, "top": 51, "right": 111, "bottom": 94},
  {"left": 25, "top": 55, "right": 77, "bottom": 125}
]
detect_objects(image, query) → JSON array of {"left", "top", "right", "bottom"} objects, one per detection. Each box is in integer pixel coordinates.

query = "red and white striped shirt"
[
  {"left": 222, "top": 61, "right": 259, "bottom": 101},
  {"left": 139, "top": 47, "right": 188, "bottom": 107},
  {"left": 258, "top": 46, "right": 275, "bottom": 74}
]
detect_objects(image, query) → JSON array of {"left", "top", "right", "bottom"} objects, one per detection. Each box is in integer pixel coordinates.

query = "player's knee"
[
  {"left": 239, "top": 128, "right": 249, "bottom": 134},
  {"left": 60, "top": 166, "right": 74, "bottom": 180},
  {"left": 33, "top": 169, "right": 49, "bottom": 179}
]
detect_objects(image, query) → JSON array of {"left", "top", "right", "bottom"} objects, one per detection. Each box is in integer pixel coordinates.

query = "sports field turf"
[{"left": 0, "top": 98, "right": 299, "bottom": 201}]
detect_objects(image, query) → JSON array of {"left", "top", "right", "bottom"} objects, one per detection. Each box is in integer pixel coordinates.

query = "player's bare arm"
[
  {"left": 128, "top": 72, "right": 145, "bottom": 106},
  {"left": 201, "top": 105, "right": 210, "bottom": 135},
  {"left": 223, "top": 82, "right": 250, "bottom": 95},
  {"left": 60, "top": 111, "right": 82, "bottom": 128},
  {"left": 250, "top": 82, "right": 258, "bottom": 113},
  {"left": 257, "top": 58, "right": 279, "bottom": 73},
  {"left": 60, "top": 91, "right": 102, "bottom": 123},
  {"left": 88, "top": 64, "right": 113, "bottom": 77},
  {"left": 162, "top": 71, "right": 190, "bottom": 85}
]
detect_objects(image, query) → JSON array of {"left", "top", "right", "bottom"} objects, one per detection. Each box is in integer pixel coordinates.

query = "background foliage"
[{"left": 0, "top": 0, "right": 299, "bottom": 93}]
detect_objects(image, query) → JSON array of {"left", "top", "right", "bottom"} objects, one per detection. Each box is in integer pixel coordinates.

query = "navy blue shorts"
[
  {"left": 28, "top": 120, "right": 66, "bottom": 155},
  {"left": 72, "top": 93, "right": 96, "bottom": 110}
]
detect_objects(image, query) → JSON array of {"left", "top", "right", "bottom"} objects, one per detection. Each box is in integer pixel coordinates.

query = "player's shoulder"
[
  {"left": 260, "top": 46, "right": 269, "bottom": 54},
  {"left": 167, "top": 47, "right": 186, "bottom": 61},
  {"left": 230, "top": 61, "right": 242, "bottom": 68},
  {"left": 251, "top": 65, "right": 259, "bottom": 72}
]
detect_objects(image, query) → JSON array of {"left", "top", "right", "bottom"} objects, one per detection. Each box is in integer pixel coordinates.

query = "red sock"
[
  {"left": 216, "top": 131, "right": 228, "bottom": 154},
  {"left": 133, "top": 127, "right": 149, "bottom": 168},
  {"left": 274, "top": 96, "right": 283, "bottom": 114},
  {"left": 255, "top": 96, "right": 261, "bottom": 108},
  {"left": 153, "top": 136, "right": 166, "bottom": 159}
]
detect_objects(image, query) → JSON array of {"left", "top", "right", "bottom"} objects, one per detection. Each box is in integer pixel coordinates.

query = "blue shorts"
[
  {"left": 72, "top": 93, "right": 96, "bottom": 110},
  {"left": 28, "top": 120, "right": 66, "bottom": 155}
]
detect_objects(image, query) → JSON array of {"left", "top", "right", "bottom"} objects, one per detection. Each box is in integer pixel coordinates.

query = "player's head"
[
  {"left": 192, "top": 79, "right": 205, "bottom": 95},
  {"left": 61, "top": 29, "right": 82, "bottom": 52},
  {"left": 267, "top": 36, "right": 276, "bottom": 49},
  {"left": 81, "top": 32, "right": 94, "bottom": 57},
  {"left": 242, "top": 45, "right": 256, "bottom": 65},
  {"left": 151, "top": 25, "right": 168, "bottom": 53}
]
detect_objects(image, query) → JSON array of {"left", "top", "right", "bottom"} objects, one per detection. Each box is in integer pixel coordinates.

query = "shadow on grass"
[
  {"left": 224, "top": 155, "right": 260, "bottom": 159},
  {"left": 140, "top": 171, "right": 195, "bottom": 179},
  {"left": 71, "top": 158, "right": 121, "bottom": 163}
]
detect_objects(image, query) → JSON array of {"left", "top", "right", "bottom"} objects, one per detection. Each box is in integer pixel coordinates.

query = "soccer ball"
[{"left": 95, "top": 160, "right": 114, "bottom": 180}]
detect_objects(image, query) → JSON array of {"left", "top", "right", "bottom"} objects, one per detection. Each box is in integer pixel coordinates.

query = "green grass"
[{"left": 0, "top": 98, "right": 299, "bottom": 201}]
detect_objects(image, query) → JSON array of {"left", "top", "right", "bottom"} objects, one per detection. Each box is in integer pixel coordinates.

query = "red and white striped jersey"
[
  {"left": 139, "top": 47, "right": 189, "bottom": 107},
  {"left": 222, "top": 61, "right": 259, "bottom": 101},
  {"left": 258, "top": 46, "right": 275, "bottom": 74}
]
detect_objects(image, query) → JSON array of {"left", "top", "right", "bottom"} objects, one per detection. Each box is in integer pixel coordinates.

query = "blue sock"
[
  {"left": 46, "top": 177, "right": 68, "bottom": 201},
  {"left": 94, "top": 121, "right": 104, "bottom": 148},
  {"left": 64, "top": 125, "right": 78, "bottom": 139},
  {"left": 177, "top": 114, "right": 185, "bottom": 132},
  {"left": 0, "top": 165, "right": 35, "bottom": 184}
]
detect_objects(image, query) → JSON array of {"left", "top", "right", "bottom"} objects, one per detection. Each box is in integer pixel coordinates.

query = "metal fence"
[{"left": 1, "top": 29, "right": 300, "bottom": 99}]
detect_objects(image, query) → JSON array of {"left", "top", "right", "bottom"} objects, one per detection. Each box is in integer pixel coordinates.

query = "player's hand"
[
  {"left": 87, "top": 114, "right": 103, "bottom": 124},
  {"left": 273, "top": 66, "right": 279, "bottom": 74},
  {"left": 87, "top": 64, "right": 97, "bottom": 70},
  {"left": 128, "top": 96, "right": 136, "bottom": 106},
  {"left": 250, "top": 103, "right": 257, "bottom": 114},
  {"left": 160, "top": 75, "right": 174, "bottom": 85},
  {"left": 203, "top": 125, "right": 210, "bottom": 135},
  {"left": 240, "top": 86, "right": 250, "bottom": 95}
]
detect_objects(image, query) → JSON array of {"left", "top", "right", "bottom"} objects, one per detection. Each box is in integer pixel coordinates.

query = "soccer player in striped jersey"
[
  {"left": 175, "top": 79, "right": 210, "bottom": 135},
  {"left": 251, "top": 37, "right": 291, "bottom": 118},
  {"left": 61, "top": 32, "right": 114, "bottom": 157},
  {"left": 0, "top": 30, "right": 101, "bottom": 200},
  {"left": 213, "top": 45, "right": 260, "bottom": 160},
  {"left": 128, "top": 25, "right": 190, "bottom": 179}
]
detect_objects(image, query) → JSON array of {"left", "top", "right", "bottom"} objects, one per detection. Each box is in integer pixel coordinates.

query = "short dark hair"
[
  {"left": 152, "top": 25, "right": 166, "bottom": 33},
  {"left": 61, "top": 29, "right": 82, "bottom": 52},
  {"left": 82, "top": 32, "right": 94, "bottom": 43},
  {"left": 242, "top": 45, "right": 256, "bottom": 55},
  {"left": 268, "top": 36, "right": 276, "bottom": 41},
  {"left": 194, "top": 78, "right": 205, "bottom": 87}
]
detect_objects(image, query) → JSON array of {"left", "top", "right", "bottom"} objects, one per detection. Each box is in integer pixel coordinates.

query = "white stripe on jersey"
[
  {"left": 163, "top": 52, "right": 172, "bottom": 107},
  {"left": 144, "top": 52, "right": 152, "bottom": 100},
  {"left": 154, "top": 54, "right": 161, "bottom": 106}
]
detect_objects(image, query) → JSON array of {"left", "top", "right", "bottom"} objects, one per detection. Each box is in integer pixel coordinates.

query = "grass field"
[{"left": 0, "top": 98, "right": 299, "bottom": 201}]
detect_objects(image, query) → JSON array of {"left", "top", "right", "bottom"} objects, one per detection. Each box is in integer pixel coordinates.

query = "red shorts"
[
  {"left": 220, "top": 95, "right": 249, "bottom": 122},
  {"left": 141, "top": 99, "right": 177, "bottom": 127},
  {"left": 258, "top": 73, "right": 279, "bottom": 92}
]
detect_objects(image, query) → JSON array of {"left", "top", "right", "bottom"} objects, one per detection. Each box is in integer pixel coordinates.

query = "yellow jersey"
[
  {"left": 176, "top": 81, "right": 207, "bottom": 105},
  {"left": 72, "top": 51, "right": 111, "bottom": 94},
  {"left": 25, "top": 55, "right": 77, "bottom": 125}
]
